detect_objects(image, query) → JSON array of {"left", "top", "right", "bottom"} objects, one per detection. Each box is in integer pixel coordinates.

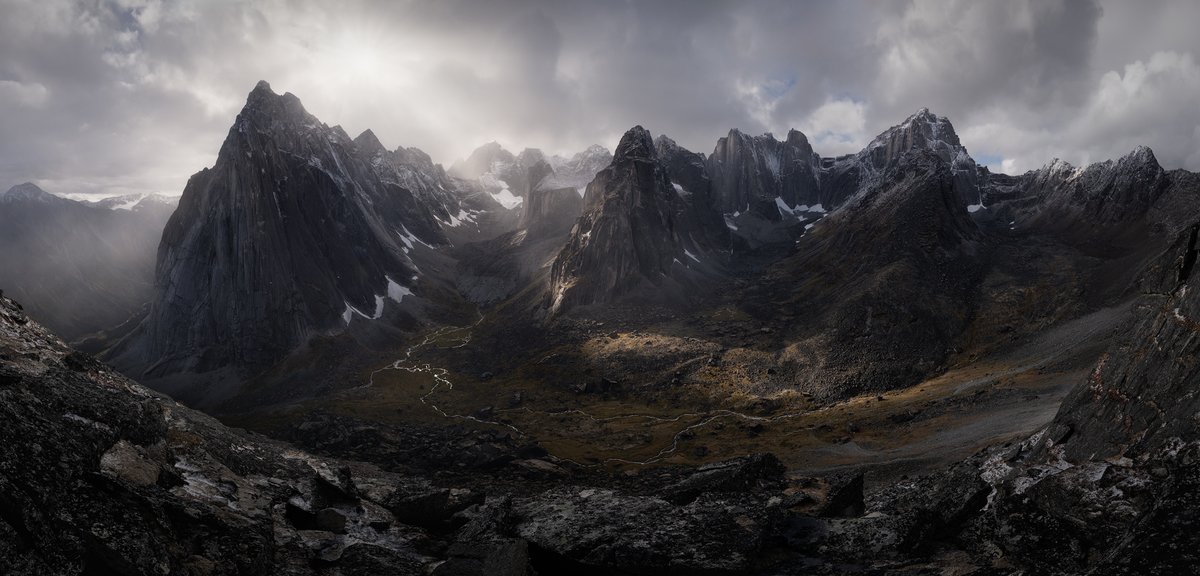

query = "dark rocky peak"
[
  {"left": 1016, "top": 145, "right": 1171, "bottom": 234},
  {"left": 859, "top": 108, "right": 969, "bottom": 173},
  {"left": 653, "top": 134, "right": 706, "bottom": 165},
  {"left": 707, "top": 126, "right": 822, "bottom": 218},
  {"left": 1087, "top": 145, "right": 1164, "bottom": 184},
  {"left": 238, "top": 80, "right": 318, "bottom": 132},
  {"left": 104, "top": 81, "right": 463, "bottom": 383},
  {"left": 824, "top": 108, "right": 981, "bottom": 209},
  {"left": 614, "top": 125, "right": 656, "bottom": 161},
  {"left": 1, "top": 182, "right": 67, "bottom": 205},
  {"left": 760, "top": 148, "right": 983, "bottom": 400},
  {"left": 785, "top": 128, "right": 813, "bottom": 150},
  {"left": 391, "top": 145, "right": 440, "bottom": 173},
  {"left": 654, "top": 134, "right": 709, "bottom": 196},
  {"left": 353, "top": 128, "right": 387, "bottom": 156},
  {"left": 652, "top": 133, "right": 682, "bottom": 155},
  {"left": 549, "top": 126, "right": 723, "bottom": 313}
]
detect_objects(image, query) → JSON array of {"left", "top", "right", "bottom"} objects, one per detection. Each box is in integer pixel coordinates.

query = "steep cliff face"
[
  {"left": 706, "top": 129, "right": 822, "bottom": 218},
  {"left": 549, "top": 126, "right": 722, "bottom": 313},
  {"left": 654, "top": 135, "right": 709, "bottom": 199},
  {"left": 519, "top": 186, "right": 583, "bottom": 239},
  {"left": 1048, "top": 224, "right": 1200, "bottom": 461},
  {"left": 111, "top": 81, "right": 460, "bottom": 376}
]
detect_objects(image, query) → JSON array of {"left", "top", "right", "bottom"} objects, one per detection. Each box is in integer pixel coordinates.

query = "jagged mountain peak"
[
  {"left": 1120, "top": 144, "right": 1160, "bottom": 168},
  {"left": 652, "top": 133, "right": 679, "bottom": 149},
  {"left": 615, "top": 125, "right": 657, "bottom": 161},
  {"left": 549, "top": 125, "right": 729, "bottom": 313},
  {"left": 866, "top": 107, "right": 963, "bottom": 154},
  {"left": 785, "top": 128, "right": 812, "bottom": 147},
  {"left": 353, "top": 128, "right": 386, "bottom": 155},
  {"left": 653, "top": 134, "right": 705, "bottom": 164},
  {"left": 107, "top": 81, "right": 467, "bottom": 379},
  {"left": 239, "top": 80, "right": 311, "bottom": 126}
]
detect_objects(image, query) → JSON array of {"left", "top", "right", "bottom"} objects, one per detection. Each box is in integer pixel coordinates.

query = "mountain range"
[{"left": 3, "top": 80, "right": 1200, "bottom": 573}]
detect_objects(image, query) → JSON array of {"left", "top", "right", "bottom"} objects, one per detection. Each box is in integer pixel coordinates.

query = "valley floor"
[{"left": 228, "top": 299, "right": 1131, "bottom": 487}]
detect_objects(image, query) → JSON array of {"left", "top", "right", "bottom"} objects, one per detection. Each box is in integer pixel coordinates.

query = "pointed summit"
[
  {"left": 108, "top": 82, "right": 462, "bottom": 382},
  {"left": 353, "top": 129, "right": 386, "bottom": 156},
  {"left": 614, "top": 125, "right": 656, "bottom": 160},
  {"left": 1122, "top": 144, "right": 1159, "bottom": 168},
  {"left": 238, "top": 80, "right": 311, "bottom": 128},
  {"left": 864, "top": 107, "right": 964, "bottom": 160},
  {"left": 549, "top": 126, "right": 723, "bottom": 313}
]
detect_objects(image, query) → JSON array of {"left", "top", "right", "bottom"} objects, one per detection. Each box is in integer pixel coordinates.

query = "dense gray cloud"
[{"left": 1, "top": 0, "right": 1198, "bottom": 197}]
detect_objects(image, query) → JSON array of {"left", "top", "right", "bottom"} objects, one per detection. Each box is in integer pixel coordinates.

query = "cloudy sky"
[{"left": 2, "top": 0, "right": 1199, "bottom": 197}]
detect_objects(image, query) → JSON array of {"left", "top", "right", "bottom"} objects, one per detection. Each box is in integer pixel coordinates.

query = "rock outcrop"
[{"left": 0, "top": 292, "right": 481, "bottom": 575}]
